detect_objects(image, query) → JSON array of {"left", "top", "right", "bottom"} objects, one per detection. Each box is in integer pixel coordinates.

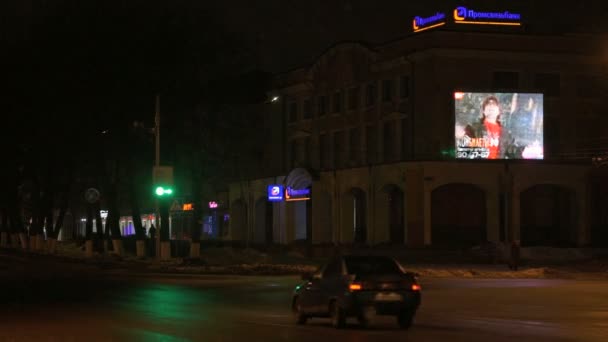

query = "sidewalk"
[{"left": 3, "top": 243, "right": 608, "bottom": 280}]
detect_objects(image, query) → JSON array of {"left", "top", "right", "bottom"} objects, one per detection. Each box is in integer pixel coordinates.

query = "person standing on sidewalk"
[{"left": 148, "top": 225, "right": 157, "bottom": 257}]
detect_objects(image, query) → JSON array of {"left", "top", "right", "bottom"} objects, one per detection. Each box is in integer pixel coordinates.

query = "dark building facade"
[{"left": 225, "top": 29, "right": 608, "bottom": 249}]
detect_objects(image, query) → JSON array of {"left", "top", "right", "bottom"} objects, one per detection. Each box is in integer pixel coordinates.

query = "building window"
[
  {"left": 382, "top": 79, "right": 394, "bottom": 102},
  {"left": 332, "top": 91, "right": 342, "bottom": 113},
  {"left": 366, "top": 125, "right": 376, "bottom": 163},
  {"left": 288, "top": 102, "right": 298, "bottom": 123},
  {"left": 348, "top": 87, "right": 359, "bottom": 110},
  {"left": 282, "top": 99, "right": 287, "bottom": 119},
  {"left": 401, "top": 118, "right": 410, "bottom": 160},
  {"left": 366, "top": 82, "right": 377, "bottom": 106},
  {"left": 320, "top": 133, "right": 329, "bottom": 169},
  {"left": 289, "top": 140, "right": 297, "bottom": 169},
  {"left": 400, "top": 76, "right": 409, "bottom": 98},
  {"left": 303, "top": 99, "right": 312, "bottom": 119},
  {"left": 304, "top": 136, "right": 311, "bottom": 166},
  {"left": 577, "top": 75, "right": 603, "bottom": 98},
  {"left": 534, "top": 73, "right": 560, "bottom": 97},
  {"left": 349, "top": 127, "right": 360, "bottom": 165},
  {"left": 318, "top": 95, "right": 327, "bottom": 116},
  {"left": 333, "top": 130, "right": 345, "bottom": 168},
  {"left": 383, "top": 121, "right": 395, "bottom": 162},
  {"left": 492, "top": 71, "right": 519, "bottom": 90}
]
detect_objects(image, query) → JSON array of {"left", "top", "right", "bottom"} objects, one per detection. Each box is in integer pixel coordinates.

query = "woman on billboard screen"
[{"left": 455, "top": 92, "right": 543, "bottom": 160}]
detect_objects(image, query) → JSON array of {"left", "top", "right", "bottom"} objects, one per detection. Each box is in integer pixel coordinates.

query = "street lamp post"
[
  {"left": 155, "top": 95, "right": 161, "bottom": 259},
  {"left": 152, "top": 95, "right": 175, "bottom": 260},
  {"left": 155, "top": 95, "right": 160, "bottom": 168}
]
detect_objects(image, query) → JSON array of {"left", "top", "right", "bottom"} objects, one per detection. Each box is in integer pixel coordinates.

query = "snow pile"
[
  {"left": 195, "top": 247, "right": 271, "bottom": 265},
  {"left": 172, "top": 263, "right": 317, "bottom": 275},
  {"left": 407, "top": 266, "right": 548, "bottom": 278},
  {"left": 17, "top": 241, "right": 608, "bottom": 279},
  {"left": 521, "top": 247, "right": 594, "bottom": 262},
  {"left": 55, "top": 241, "right": 84, "bottom": 258}
]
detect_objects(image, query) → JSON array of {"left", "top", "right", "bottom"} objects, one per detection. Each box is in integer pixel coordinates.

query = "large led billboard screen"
[{"left": 454, "top": 92, "right": 543, "bottom": 160}]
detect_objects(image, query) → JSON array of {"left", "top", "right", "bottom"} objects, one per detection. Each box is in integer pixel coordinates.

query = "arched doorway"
[
  {"left": 348, "top": 188, "right": 367, "bottom": 244},
  {"left": 520, "top": 185, "right": 575, "bottom": 247},
  {"left": 285, "top": 168, "right": 314, "bottom": 243},
  {"left": 380, "top": 184, "right": 405, "bottom": 244},
  {"left": 590, "top": 170, "right": 608, "bottom": 247},
  {"left": 316, "top": 191, "right": 333, "bottom": 242},
  {"left": 431, "top": 184, "right": 486, "bottom": 247},
  {"left": 230, "top": 199, "right": 247, "bottom": 242},
  {"left": 255, "top": 198, "right": 273, "bottom": 244}
]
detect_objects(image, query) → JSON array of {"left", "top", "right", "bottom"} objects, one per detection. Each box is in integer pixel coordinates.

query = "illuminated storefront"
[{"left": 76, "top": 212, "right": 157, "bottom": 238}]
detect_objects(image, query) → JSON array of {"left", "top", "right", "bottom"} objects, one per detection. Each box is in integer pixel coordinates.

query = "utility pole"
[
  {"left": 155, "top": 94, "right": 161, "bottom": 259},
  {"left": 155, "top": 94, "right": 160, "bottom": 168}
]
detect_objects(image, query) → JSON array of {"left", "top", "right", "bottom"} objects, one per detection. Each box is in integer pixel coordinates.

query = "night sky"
[
  {"left": 197, "top": 0, "right": 608, "bottom": 72},
  {"left": 3, "top": 0, "right": 608, "bottom": 155},
  {"left": 6, "top": 1, "right": 608, "bottom": 72}
]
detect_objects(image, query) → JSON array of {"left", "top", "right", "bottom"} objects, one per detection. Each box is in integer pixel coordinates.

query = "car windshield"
[{"left": 344, "top": 256, "right": 402, "bottom": 275}]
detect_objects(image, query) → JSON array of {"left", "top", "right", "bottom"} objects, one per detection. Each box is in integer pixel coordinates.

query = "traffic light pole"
[{"left": 155, "top": 94, "right": 161, "bottom": 260}]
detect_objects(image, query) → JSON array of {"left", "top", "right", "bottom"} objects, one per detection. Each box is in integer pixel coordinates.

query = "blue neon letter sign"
[
  {"left": 412, "top": 12, "right": 446, "bottom": 32},
  {"left": 454, "top": 6, "right": 521, "bottom": 26}
]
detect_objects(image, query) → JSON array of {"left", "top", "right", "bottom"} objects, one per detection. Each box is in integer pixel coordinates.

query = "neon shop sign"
[
  {"left": 412, "top": 6, "right": 522, "bottom": 33},
  {"left": 412, "top": 12, "right": 446, "bottom": 32},
  {"left": 453, "top": 6, "right": 521, "bottom": 26}
]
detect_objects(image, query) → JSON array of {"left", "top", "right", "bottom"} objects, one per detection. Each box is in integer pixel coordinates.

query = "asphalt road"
[{"left": 1, "top": 260, "right": 608, "bottom": 341}]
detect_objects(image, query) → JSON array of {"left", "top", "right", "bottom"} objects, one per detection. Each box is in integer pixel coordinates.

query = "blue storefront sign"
[
  {"left": 412, "top": 6, "right": 522, "bottom": 33},
  {"left": 285, "top": 187, "right": 311, "bottom": 202},
  {"left": 453, "top": 6, "right": 521, "bottom": 26},
  {"left": 412, "top": 12, "right": 446, "bottom": 32},
  {"left": 267, "top": 185, "right": 284, "bottom": 202}
]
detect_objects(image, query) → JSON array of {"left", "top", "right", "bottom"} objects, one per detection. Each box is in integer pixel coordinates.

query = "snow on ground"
[{"left": 3, "top": 242, "right": 608, "bottom": 280}]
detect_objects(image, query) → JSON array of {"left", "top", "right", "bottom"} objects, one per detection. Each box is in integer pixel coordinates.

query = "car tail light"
[
  {"left": 411, "top": 284, "right": 421, "bottom": 291},
  {"left": 349, "top": 283, "right": 362, "bottom": 291}
]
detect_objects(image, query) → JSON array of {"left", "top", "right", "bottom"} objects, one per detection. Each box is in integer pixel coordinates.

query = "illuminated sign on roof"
[
  {"left": 412, "top": 6, "right": 522, "bottom": 33},
  {"left": 412, "top": 12, "right": 446, "bottom": 33},
  {"left": 453, "top": 6, "right": 522, "bottom": 26}
]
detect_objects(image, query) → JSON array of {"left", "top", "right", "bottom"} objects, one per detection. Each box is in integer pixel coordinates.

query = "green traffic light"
[{"left": 155, "top": 186, "right": 174, "bottom": 196}]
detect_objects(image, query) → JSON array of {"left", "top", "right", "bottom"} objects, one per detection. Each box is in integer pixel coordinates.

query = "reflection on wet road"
[{"left": 1, "top": 271, "right": 607, "bottom": 341}]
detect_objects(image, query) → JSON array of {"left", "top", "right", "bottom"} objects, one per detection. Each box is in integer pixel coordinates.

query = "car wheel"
[
  {"left": 330, "top": 301, "right": 346, "bottom": 329},
  {"left": 292, "top": 297, "right": 307, "bottom": 325},
  {"left": 397, "top": 310, "right": 414, "bottom": 330},
  {"left": 357, "top": 306, "right": 374, "bottom": 328}
]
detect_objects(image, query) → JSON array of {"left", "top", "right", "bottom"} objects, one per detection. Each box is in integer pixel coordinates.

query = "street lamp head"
[
  {"left": 271, "top": 96, "right": 280, "bottom": 103},
  {"left": 155, "top": 187, "right": 165, "bottom": 196}
]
